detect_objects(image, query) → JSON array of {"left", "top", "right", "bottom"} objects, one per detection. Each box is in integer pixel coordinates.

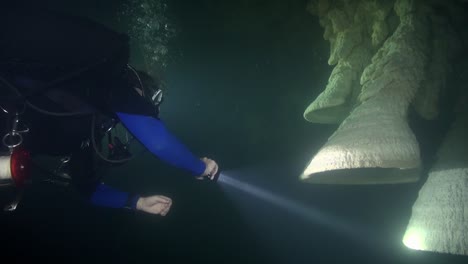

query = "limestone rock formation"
[
  {"left": 301, "top": 0, "right": 431, "bottom": 184},
  {"left": 304, "top": 0, "right": 395, "bottom": 124},
  {"left": 302, "top": 0, "right": 468, "bottom": 255},
  {"left": 403, "top": 99, "right": 468, "bottom": 255}
]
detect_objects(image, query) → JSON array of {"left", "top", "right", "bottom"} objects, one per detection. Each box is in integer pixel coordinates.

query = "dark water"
[{"left": 2, "top": 0, "right": 468, "bottom": 263}]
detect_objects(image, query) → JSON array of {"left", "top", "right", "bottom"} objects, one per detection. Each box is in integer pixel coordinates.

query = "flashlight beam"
[
  {"left": 219, "top": 174, "right": 323, "bottom": 222},
  {"left": 218, "top": 173, "right": 371, "bottom": 244}
]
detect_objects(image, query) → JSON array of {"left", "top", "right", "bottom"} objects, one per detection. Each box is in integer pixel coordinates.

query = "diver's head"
[{"left": 126, "top": 65, "right": 164, "bottom": 109}]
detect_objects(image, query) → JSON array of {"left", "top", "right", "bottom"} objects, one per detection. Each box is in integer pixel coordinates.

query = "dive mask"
[{"left": 126, "top": 64, "right": 164, "bottom": 109}]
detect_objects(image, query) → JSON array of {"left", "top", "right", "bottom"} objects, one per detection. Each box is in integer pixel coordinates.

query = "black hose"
[
  {"left": 0, "top": 76, "right": 91, "bottom": 117},
  {"left": 90, "top": 114, "right": 134, "bottom": 164}
]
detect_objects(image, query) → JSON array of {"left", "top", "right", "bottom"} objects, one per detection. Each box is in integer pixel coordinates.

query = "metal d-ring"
[
  {"left": 2, "top": 112, "right": 29, "bottom": 149},
  {"left": 2, "top": 131, "right": 23, "bottom": 149}
]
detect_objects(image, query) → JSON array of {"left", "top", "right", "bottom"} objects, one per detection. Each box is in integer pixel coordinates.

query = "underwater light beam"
[{"left": 217, "top": 171, "right": 367, "bottom": 241}]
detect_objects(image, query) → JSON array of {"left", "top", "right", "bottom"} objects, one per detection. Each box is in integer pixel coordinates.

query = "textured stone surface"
[
  {"left": 305, "top": 0, "right": 466, "bottom": 124},
  {"left": 301, "top": 86, "right": 422, "bottom": 184},
  {"left": 403, "top": 107, "right": 468, "bottom": 255},
  {"left": 303, "top": 60, "right": 357, "bottom": 124},
  {"left": 301, "top": 0, "right": 429, "bottom": 183},
  {"left": 304, "top": 0, "right": 394, "bottom": 124},
  {"left": 359, "top": 0, "right": 429, "bottom": 103}
]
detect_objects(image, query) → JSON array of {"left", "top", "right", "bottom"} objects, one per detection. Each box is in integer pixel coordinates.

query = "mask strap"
[{"left": 127, "top": 64, "right": 144, "bottom": 96}]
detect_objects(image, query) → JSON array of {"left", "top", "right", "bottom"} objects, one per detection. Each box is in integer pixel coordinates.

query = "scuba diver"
[{"left": 0, "top": 7, "right": 219, "bottom": 215}]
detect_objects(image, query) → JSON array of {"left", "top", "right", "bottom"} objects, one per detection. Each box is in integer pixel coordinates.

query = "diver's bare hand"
[
  {"left": 196, "top": 157, "right": 219, "bottom": 180},
  {"left": 136, "top": 195, "right": 172, "bottom": 216}
]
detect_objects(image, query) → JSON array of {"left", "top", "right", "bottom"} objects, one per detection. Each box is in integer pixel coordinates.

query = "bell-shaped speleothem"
[
  {"left": 300, "top": 87, "right": 422, "bottom": 184},
  {"left": 301, "top": 0, "right": 429, "bottom": 184},
  {"left": 303, "top": 0, "right": 388, "bottom": 124},
  {"left": 402, "top": 108, "right": 468, "bottom": 255}
]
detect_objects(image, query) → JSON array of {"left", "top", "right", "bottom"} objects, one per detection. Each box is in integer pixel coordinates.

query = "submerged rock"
[
  {"left": 302, "top": 0, "right": 466, "bottom": 185},
  {"left": 304, "top": 0, "right": 395, "bottom": 124},
  {"left": 302, "top": 0, "right": 430, "bottom": 183},
  {"left": 403, "top": 99, "right": 468, "bottom": 255}
]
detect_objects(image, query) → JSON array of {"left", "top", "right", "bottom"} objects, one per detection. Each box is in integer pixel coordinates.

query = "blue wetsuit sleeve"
[
  {"left": 116, "top": 112, "right": 206, "bottom": 176},
  {"left": 90, "top": 183, "right": 140, "bottom": 209}
]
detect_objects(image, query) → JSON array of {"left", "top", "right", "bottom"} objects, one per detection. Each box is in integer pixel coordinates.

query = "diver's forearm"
[
  {"left": 90, "top": 182, "right": 140, "bottom": 209},
  {"left": 116, "top": 112, "right": 206, "bottom": 176}
]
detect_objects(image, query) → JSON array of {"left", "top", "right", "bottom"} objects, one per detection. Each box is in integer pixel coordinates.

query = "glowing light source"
[{"left": 402, "top": 228, "right": 426, "bottom": 251}]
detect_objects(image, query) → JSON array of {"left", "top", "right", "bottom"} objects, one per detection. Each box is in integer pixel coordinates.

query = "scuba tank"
[{"left": 0, "top": 7, "right": 133, "bottom": 211}]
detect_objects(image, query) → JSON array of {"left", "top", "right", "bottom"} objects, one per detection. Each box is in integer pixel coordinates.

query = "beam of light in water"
[
  {"left": 217, "top": 170, "right": 373, "bottom": 244},
  {"left": 219, "top": 173, "right": 327, "bottom": 222}
]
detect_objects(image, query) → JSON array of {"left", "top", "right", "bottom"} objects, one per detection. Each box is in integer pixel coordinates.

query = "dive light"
[{"left": 213, "top": 170, "right": 221, "bottom": 182}]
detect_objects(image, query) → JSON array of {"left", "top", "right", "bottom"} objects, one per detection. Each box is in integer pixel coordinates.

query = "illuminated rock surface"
[
  {"left": 403, "top": 103, "right": 468, "bottom": 255},
  {"left": 304, "top": 0, "right": 395, "bottom": 124},
  {"left": 302, "top": 0, "right": 430, "bottom": 184}
]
